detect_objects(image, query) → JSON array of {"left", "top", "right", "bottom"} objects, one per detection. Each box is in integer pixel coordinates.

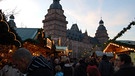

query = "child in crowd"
[{"left": 55, "top": 65, "right": 63, "bottom": 76}]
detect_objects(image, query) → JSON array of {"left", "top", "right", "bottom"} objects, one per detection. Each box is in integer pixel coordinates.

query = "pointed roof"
[
  {"left": 9, "top": 14, "right": 15, "bottom": 19},
  {"left": 84, "top": 30, "right": 88, "bottom": 35},
  {"left": 99, "top": 19, "right": 104, "bottom": 24},
  {"left": 15, "top": 28, "right": 39, "bottom": 41},
  {"left": 8, "top": 14, "right": 17, "bottom": 29},
  {"left": 99, "top": 17, "right": 104, "bottom": 24},
  {"left": 98, "top": 19, "right": 106, "bottom": 31},
  {"left": 50, "top": 0, "right": 62, "bottom": 10},
  {"left": 85, "top": 30, "right": 87, "bottom": 33},
  {"left": 71, "top": 24, "right": 79, "bottom": 31}
]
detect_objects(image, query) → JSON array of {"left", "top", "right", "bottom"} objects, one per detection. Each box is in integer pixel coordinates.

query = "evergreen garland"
[
  {"left": 112, "top": 21, "right": 135, "bottom": 41},
  {"left": 103, "top": 21, "right": 135, "bottom": 51}
]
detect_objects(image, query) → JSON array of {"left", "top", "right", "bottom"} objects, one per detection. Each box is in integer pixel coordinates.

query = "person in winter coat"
[
  {"left": 55, "top": 65, "right": 63, "bottom": 76},
  {"left": 12, "top": 48, "right": 53, "bottom": 76},
  {"left": 113, "top": 53, "right": 135, "bottom": 76},
  {"left": 98, "top": 54, "right": 114, "bottom": 76},
  {"left": 74, "top": 58, "right": 87, "bottom": 76},
  {"left": 86, "top": 57, "right": 101, "bottom": 76},
  {"left": 0, "top": 62, "right": 23, "bottom": 76},
  {"left": 63, "top": 58, "right": 74, "bottom": 76}
]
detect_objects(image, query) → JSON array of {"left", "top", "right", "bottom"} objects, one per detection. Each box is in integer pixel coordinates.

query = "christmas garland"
[
  {"left": 0, "top": 10, "right": 22, "bottom": 47},
  {"left": 112, "top": 21, "right": 135, "bottom": 41},
  {"left": 103, "top": 21, "right": 135, "bottom": 51}
]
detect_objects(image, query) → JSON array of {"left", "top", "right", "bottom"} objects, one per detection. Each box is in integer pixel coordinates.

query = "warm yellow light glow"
[
  {"left": 1, "top": 53, "right": 4, "bottom": 57},
  {"left": 0, "top": 12, "right": 22, "bottom": 47},
  {"left": 46, "top": 38, "right": 52, "bottom": 49},
  {"left": 9, "top": 49, "right": 13, "bottom": 53}
]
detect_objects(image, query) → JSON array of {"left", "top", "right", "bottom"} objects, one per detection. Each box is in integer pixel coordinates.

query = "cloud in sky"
[
  {"left": 0, "top": 0, "right": 135, "bottom": 40},
  {"left": 64, "top": 0, "right": 135, "bottom": 40},
  {"left": 65, "top": 0, "right": 135, "bottom": 40}
]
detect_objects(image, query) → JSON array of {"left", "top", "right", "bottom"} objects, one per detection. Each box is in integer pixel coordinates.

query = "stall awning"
[
  {"left": 56, "top": 46, "right": 67, "bottom": 51},
  {"left": 95, "top": 51, "right": 103, "bottom": 56},
  {"left": 95, "top": 51, "right": 113, "bottom": 57},
  {"left": 103, "top": 41, "right": 135, "bottom": 53}
]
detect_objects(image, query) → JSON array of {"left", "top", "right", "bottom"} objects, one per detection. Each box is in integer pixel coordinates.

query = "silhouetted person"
[
  {"left": 74, "top": 58, "right": 87, "bottom": 76},
  {"left": 55, "top": 65, "right": 63, "bottom": 76},
  {"left": 86, "top": 57, "right": 101, "bottom": 76},
  {"left": 98, "top": 54, "right": 114, "bottom": 76},
  {"left": 12, "top": 48, "right": 53, "bottom": 76},
  {"left": 63, "top": 58, "right": 74, "bottom": 76},
  {"left": 0, "top": 62, "right": 23, "bottom": 76},
  {"left": 113, "top": 53, "right": 135, "bottom": 76}
]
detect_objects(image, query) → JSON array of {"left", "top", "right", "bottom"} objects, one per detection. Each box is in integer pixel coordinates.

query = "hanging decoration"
[
  {"left": 0, "top": 10, "right": 22, "bottom": 47},
  {"left": 112, "top": 21, "right": 135, "bottom": 41},
  {"left": 104, "top": 21, "right": 135, "bottom": 53}
]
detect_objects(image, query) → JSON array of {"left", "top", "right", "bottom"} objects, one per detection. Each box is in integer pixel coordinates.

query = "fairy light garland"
[
  {"left": 103, "top": 42, "right": 135, "bottom": 53},
  {"left": 0, "top": 10, "right": 21, "bottom": 47}
]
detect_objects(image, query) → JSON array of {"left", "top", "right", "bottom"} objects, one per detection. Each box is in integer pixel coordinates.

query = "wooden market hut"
[
  {"left": 0, "top": 10, "right": 22, "bottom": 68},
  {"left": 16, "top": 28, "right": 54, "bottom": 57},
  {"left": 103, "top": 40, "right": 135, "bottom": 65},
  {"left": 103, "top": 40, "right": 135, "bottom": 54}
]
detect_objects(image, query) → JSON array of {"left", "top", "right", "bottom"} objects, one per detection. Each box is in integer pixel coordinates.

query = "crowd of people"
[{"left": 0, "top": 47, "right": 135, "bottom": 76}]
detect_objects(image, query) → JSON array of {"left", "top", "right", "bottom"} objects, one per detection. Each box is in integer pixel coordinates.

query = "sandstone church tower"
[{"left": 42, "top": 0, "right": 68, "bottom": 46}]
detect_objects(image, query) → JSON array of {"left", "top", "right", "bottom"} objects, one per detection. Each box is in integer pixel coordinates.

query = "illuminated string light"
[
  {"left": 104, "top": 42, "right": 135, "bottom": 53},
  {"left": 0, "top": 11, "right": 21, "bottom": 47}
]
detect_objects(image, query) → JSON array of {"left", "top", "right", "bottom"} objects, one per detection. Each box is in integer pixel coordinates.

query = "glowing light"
[
  {"left": 0, "top": 11, "right": 22, "bottom": 47},
  {"left": 9, "top": 49, "right": 13, "bottom": 53}
]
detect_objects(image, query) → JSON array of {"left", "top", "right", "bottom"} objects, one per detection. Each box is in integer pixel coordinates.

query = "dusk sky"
[{"left": 0, "top": 0, "right": 135, "bottom": 41}]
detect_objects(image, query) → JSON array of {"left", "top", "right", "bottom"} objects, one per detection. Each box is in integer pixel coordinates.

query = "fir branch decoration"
[{"left": 112, "top": 21, "right": 135, "bottom": 41}]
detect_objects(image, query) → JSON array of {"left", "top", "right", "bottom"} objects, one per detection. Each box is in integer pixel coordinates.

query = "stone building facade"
[{"left": 42, "top": 0, "right": 109, "bottom": 58}]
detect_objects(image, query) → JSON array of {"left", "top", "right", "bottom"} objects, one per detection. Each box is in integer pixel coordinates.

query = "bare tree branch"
[{"left": 2, "top": 7, "right": 20, "bottom": 20}]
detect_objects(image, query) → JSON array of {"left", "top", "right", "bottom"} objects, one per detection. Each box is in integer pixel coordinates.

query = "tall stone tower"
[
  {"left": 95, "top": 19, "right": 109, "bottom": 44},
  {"left": 42, "top": 0, "right": 68, "bottom": 46}
]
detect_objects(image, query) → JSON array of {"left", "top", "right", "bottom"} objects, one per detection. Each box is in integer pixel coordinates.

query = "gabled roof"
[
  {"left": 103, "top": 40, "right": 135, "bottom": 53},
  {"left": 70, "top": 24, "right": 79, "bottom": 32},
  {"left": 15, "top": 28, "right": 39, "bottom": 41}
]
